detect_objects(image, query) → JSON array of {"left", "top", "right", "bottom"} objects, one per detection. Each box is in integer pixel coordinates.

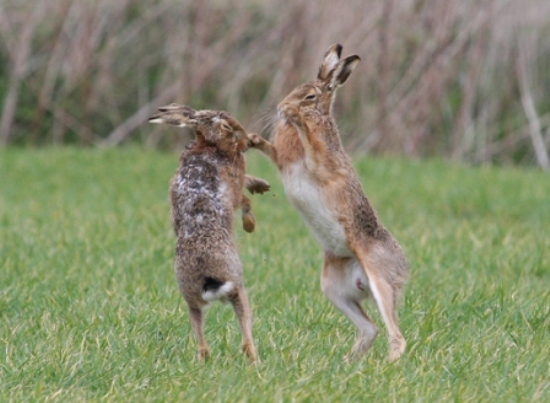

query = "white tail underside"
[{"left": 202, "top": 281, "right": 234, "bottom": 302}]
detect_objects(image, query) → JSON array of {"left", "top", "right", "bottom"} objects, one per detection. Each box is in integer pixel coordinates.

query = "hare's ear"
[
  {"left": 158, "top": 104, "right": 196, "bottom": 116},
  {"left": 148, "top": 104, "right": 197, "bottom": 127},
  {"left": 318, "top": 43, "right": 343, "bottom": 82},
  {"left": 330, "top": 55, "right": 361, "bottom": 88}
]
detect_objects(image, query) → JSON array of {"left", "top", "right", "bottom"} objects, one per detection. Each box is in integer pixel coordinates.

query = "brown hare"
[
  {"left": 149, "top": 104, "right": 270, "bottom": 362},
  {"left": 249, "top": 44, "right": 408, "bottom": 361}
]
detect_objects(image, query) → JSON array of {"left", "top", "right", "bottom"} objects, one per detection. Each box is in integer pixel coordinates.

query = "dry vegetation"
[{"left": 0, "top": 0, "right": 549, "bottom": 167}]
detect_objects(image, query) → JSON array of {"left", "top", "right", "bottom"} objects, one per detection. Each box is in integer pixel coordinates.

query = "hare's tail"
[{"left": 202, "top": 277, "right": 234, "bottom": 302}]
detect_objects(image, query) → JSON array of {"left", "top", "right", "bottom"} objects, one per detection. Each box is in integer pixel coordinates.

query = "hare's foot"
[
  {"left": 241, "top": 194, "right": 256, "bottom": 232},
  {"left": 242, "top": 341, "right": 257, "bottom": 363},
  {"left": 281, "top": 105, "right": 304, "bottom": 128},
  {"left": 242, "top": 212, "right": 255, "bottom": 233},
  {"left": 245, "top": 175, "right": 270, "bottom": 194},
  {"left": 248, "top": 132, "right": 265, "bottom": 148},
  {"left": 388, "top": 336, "right": 406, "bottom": 361},
  {"left": 343, "top": 331, "right": 377, "bottom": 362},
  {"left": 248, "top": 179, "right": 270, "bottom": 194},
  {"left": 199, "top": 346, "right": 210, "bottom": 361}
]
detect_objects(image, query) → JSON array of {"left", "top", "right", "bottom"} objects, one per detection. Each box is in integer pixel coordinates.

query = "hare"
[
  {"left": 149, "top": 104, "right": 270, "bottom": 362},
  {"left": 249, "top": 44, "right": 408, "bottom": 361}
]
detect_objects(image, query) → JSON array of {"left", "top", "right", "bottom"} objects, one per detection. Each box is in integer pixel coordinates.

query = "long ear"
[
  {"left": 148, "top": 104, "right": 197, "bottom": 127},
  {"left": 330, "top": 55, "right": 361, "bottom": 88},
  {"left": 158, "top": 103, "right": 195, "bottom": 116},
  {"left": 318, "top": 43, "right": 343, "bottom": 81}
]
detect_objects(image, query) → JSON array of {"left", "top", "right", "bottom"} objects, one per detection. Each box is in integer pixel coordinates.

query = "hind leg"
[
  {"left": 230, "top": 287, "right": 257, "bottom": 363},
  {"left": 240, "top": 194, "right": 255, "bottom": 233},
  {"left": 321, "top": 254, "right": 378, "bottom": 361},
  {"left": 188, "top": 306, "right": 210, "bottom": 360},
  {"left": 354, "top": 248, "right": 406, "bottom": 361}
]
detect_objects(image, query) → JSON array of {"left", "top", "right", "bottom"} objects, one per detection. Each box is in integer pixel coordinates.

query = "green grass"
[{"left": 0, "top": 147, "right": 549, "bottom": 402}]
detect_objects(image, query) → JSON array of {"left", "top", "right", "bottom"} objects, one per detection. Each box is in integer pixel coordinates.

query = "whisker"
[{"left": 250, "top": 106, "right": 279, "bottom": 140}]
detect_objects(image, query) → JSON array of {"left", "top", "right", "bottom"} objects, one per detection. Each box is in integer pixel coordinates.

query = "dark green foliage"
[{"left": 0, "top": 1, "right": 549, "bottom": 168}]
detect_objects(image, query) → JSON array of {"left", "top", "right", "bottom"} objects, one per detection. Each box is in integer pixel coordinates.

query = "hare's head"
[
  {"left": 278, "top": 44, "right": 360, "bottom": 119},
  {"left": 149, "top": 104, "right": 248, "bottom": 153}
]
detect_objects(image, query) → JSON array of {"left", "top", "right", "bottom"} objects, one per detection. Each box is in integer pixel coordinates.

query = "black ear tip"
[
  {"left": 326, "top": 43, "right": 343, "bottom": 57},
  {"left": 157, "top": 104, "right": 174, "bottom": 112},
  {"left": 157, "top": 103, "right": 192, "bottom": 112}
]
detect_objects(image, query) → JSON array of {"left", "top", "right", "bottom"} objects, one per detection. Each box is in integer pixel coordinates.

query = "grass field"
[{"left": 0, "top": 147, "right": 549, "bottom": 402}]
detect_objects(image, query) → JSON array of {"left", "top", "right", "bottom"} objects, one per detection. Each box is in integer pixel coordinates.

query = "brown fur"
[
  {"left": 249, "top": 44, "right": 408, "bottom": 361},
  {"left": 150, "top": 104, "right": 270, "bottom": 362}
]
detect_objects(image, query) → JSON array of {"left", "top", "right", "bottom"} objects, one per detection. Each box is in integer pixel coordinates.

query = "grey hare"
[{"left": 150, "top": 104, "right": 270, "bottom": 362}]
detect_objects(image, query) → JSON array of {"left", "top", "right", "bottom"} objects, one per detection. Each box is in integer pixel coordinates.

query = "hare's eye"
[
  {"left": 220, "top": 122, "right": 232, "bottom": 132},
  {"left": 305, "top": 94, "right": 316, "bottom": 101}
]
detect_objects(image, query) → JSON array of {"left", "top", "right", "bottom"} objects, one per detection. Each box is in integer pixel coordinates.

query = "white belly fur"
[{"left": 282, "top": 162, "right": 353, "bottom": 256}]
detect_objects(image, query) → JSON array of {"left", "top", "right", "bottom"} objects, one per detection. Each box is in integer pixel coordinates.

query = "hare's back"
[{"left": 171, "top": 154, "right": 233, "bottom": 238}]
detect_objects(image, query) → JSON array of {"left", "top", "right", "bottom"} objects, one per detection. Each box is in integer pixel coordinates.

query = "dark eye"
[
  {"left": 305, "top": 94, "right": 316, "bottom": 100},
  {"left": 220, "top": 122, "right": 232, "bottom": 132}
]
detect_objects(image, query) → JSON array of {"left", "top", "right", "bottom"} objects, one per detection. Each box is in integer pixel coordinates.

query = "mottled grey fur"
[{"left": 150, "top": 105, "right": 268, "bottom": 362}]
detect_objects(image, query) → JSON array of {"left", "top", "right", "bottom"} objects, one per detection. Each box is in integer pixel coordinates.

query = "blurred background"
[{"left": 1, "top": 0, "right": 549, "bottom": 168}]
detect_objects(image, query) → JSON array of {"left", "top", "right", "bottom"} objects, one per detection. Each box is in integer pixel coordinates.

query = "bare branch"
[
  {"left": 98, "top": 79, "right": 185, "bottom": 147},
  {"left": 0, "top": 3, "right": 45, "bottom": 146},
  {"left": 516, "top": 36, "right": 550, "bottom": 171}
]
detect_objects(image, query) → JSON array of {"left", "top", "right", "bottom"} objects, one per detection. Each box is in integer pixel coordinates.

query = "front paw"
[
  {"left": 281, "top": 105, "right": 304, "bottom": 128},
  {"left": 248, "top": 179, "right": 270, "bottom": 194},
  {"left": 242, "top": 213, "right": 256, "bottom": 233},
  {"left": 247, "top": 133, "right": 264, "bottom": 148}
]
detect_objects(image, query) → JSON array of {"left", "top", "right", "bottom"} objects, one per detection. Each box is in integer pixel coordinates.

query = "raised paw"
[
  {"left": 242, "top": 212, "right": 256, "bottom": 233},
  {"left": 246, "top": 178, "right": 270, "bottom": 194},
  {"left": 281, "top": 105, "right": 304, "bottom": 128},
  {"left": 247, "top": 133, "right": 265, "bottom": 148}
]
